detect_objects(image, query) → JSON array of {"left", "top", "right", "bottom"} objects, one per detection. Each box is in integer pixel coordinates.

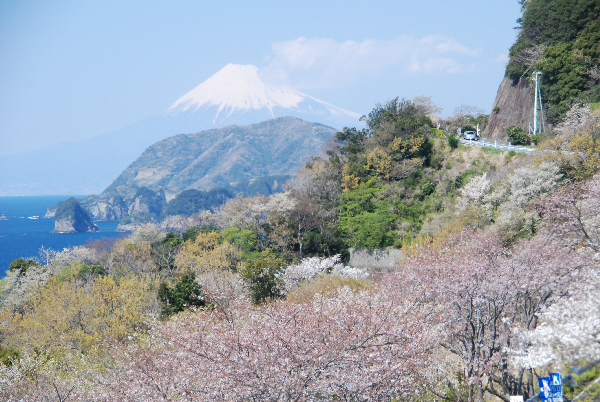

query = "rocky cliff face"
[
  {"left": 47, "top": 192, "right": 132, "bottom": 221},
  {"left": 484, "top": 77, "right": 535, "bottom": 140},
  {"left": 52, "top": 197, "right": 99, "bottom": 233},
  {"left": 53, "top": 218, "right": 97, "bottom": 233}
]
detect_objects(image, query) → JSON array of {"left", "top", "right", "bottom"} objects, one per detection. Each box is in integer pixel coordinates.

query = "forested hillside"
[
  {"left": 506, "top": 0, "right": 600, "bottom": 122},
  {"left": 2, "top": 88, "right": 600, "bottom": 399},
  {"left": 49, "top": 117, "right": 334, "bottom": 226}
]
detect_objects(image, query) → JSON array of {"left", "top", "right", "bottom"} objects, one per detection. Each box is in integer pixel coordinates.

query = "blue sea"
[{"left": 0, "top": 196, "right": 129, "bottom": 278}]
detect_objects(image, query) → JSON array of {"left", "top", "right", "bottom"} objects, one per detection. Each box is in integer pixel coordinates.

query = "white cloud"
[{"left": 261, "top": 36, "right": 480, "bottom": 89}]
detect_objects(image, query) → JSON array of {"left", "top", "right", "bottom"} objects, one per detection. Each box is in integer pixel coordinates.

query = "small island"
[{"left": 52, "top": 197, "right": 99, "bottom": 233}]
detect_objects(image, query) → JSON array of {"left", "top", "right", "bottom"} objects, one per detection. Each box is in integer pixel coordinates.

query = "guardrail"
[{"left": 459, "top": 139, "right": 537, "bottom": 153}]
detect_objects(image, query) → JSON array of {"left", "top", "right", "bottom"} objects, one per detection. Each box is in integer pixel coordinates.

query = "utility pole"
[{"left": 532, "top": 72, "right": 544, "bottom": 135}]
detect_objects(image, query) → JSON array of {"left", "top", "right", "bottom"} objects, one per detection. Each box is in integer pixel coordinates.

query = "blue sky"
[{"left": 0, "top": 1, "right": 522, "bottom": 156}]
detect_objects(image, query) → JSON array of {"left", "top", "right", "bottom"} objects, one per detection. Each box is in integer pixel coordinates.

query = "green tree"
[
  {"left": 538, "top": 43, "right": 588, "bottom": 120},
  {"left": 447, "top": 133, "right": 459, "bottom": 149},
  {"left": 239, "top": 249, "right": 284, "bottom": 304},
  {"left": 507, "top": 125, "right": 530, "bottom": 145},
  {"left": 158, "top": 272, "right": 207, "bottom": 318},
  {"left": 337, "top": 178, "right": 397, "bottom": 250},
  {"left": 221, "top": 227, "right": 257, "bottom": 255},
  {"left": 8, "top": 258, "right": 38, "bottom": 274},
  {"left": 506, "top": 0, "right": 600, "bottom": 121}
]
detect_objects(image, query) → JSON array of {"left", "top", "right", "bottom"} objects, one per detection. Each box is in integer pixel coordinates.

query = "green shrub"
[
  {"left": 239, "top": 249, "right": 284, "bottom": 304},
  {"left": 577, "top": 367, "right": 600, "bottom": 385},
  {"left": 454, "top": 169, "right": 481, "bottom": 189},
  {"left": 56, "top": 263, "right": 105, "bottom": 282},
  {"left": 161, "top": 231, "right": 184, "bottom": 248},
  {"left": 158, "top": 272, "right": 208, "bottom": 318},
  {"left": 447, "top": 134, "right": 459, "bottom": 149},
  {"left": 0, "top": 346, "right": 19, "bottom": 366},
  {"left": 507, "top": 126, "right": 530, "bottom": 145},
  {"left": 421, "top": 180, "right": 435, "bottom": 196},
  {"left": 531, "top": 132, "right": 545, "bottom": 145},
  {"left": 79, "top": 263, "right": 106, "bottom": 278},
  {"left": 8, "top": 258, "right": 38, "bottom": 274},
  {"left": 182, "top": 227, "right": 203, "bottom": 242}
]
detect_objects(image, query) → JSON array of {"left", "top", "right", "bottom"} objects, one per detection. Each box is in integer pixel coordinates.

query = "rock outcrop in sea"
[{"left": 52, "top": 197, "right": 99, "bottom": 233}]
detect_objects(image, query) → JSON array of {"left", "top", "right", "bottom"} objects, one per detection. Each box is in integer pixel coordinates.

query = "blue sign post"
[
  {"left": 549, "top": 373, "right": 563, "bottom": 402},
  {"left": 539, "top": 377, "right": 552, "bottom": 402}
]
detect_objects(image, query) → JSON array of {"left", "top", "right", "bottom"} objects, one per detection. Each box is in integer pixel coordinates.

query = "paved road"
[{"left": 459, "top": 138, "right": 537, "bottom": 153}]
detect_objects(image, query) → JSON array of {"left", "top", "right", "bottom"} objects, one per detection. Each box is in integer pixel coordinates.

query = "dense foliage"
[
  {"left": 506, "top": 0, "right": 600, "bottom": 121},
  {"left": 8, "top": 258, "right": 38, "bottom": 274},
  {"left": 507, "top": 125, "right": 530, "bottom": 145},
  {"left": 162, "top": 188, "right": 234, "bottom": 217},
  {"left": 1, "top": 92, "right": 600, "bottom": 400},
  {"left": 313, "top": 97, "right": 505, "bottom": 251},
  {"left": 158, "top": 272, "right": 208, "bottom": 317}
]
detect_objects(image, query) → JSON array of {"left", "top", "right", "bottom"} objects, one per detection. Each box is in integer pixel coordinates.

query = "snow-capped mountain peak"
[
  {"left": 167, "top": 64, "right": 360, "bottom": 124},
  {"left": 168, "top": 64, "right": 304, "bottom": 116}
]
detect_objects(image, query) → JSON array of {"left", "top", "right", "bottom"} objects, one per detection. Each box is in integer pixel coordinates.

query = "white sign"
[{"left": 510, "top": 396, "right": 524, "bottom": 402}]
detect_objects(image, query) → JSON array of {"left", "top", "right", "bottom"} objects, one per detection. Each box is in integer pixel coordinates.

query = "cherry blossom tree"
[
  {"left": 395, "top": 229, "right": 590, "bottom": 402},
  {"left": 512, "top": 271, "right": 600, "bottom": 369},
  {"left": 99, "top": 279, "right": 453, "bottom": 400},
  {"left": 0, "top": 349, "right": 104, "bottom": 402},
  {"left": 510, "top": 172, "right": 600, "bottom": 369},
  {"left": 289, "top": 159, "right": 342, "bottom": 256},
  {"left": 538, "top": 172, "right": 600, "bottom": 252},
  {"left": 457, "top": 172, "right": 491, "bottom": 211}
]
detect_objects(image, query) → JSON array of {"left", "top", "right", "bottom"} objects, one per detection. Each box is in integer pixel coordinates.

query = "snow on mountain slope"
[
  {"left": 167, "top": 64, "right": 361, "bottom": 124},
  {"left": 0, "top": 64, "right": 362, "bottom": 195}
]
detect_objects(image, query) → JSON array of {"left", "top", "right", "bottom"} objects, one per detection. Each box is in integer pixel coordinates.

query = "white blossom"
[
  {"left": 50, "top": 246, "right": 99, "bottom": 267},
  {"left": 457, "top": 172, "right": 491, "bottom": 211},
  {"left": 280, "top": 255, "right": 368, "bottom": 292},
  {"left": 128, "top": 223, "right": 167, "bottom": 244},
  {"left": 332, "top": 264, "right": 370, "bottom": 280},
  {"left": 215, "top": 191, "right": 297, "bottom": 230},
  {"left": 487, "top": 162, "right": 562, "bottom": 229},
  {"left": 512, "top": 269, "right": 600, "bottom": 368},
  {"left": 553, "top": 103, "right": 593, "bottom": 136}
]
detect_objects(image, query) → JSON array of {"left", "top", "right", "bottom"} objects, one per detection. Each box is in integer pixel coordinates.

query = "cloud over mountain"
[{"left": 262, "top": 36, "right": 481, "bottom": 89}]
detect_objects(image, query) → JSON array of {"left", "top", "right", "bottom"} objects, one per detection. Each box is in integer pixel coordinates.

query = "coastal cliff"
[{"left": 52, "top": 197, "right": 99, "bottom": 233}]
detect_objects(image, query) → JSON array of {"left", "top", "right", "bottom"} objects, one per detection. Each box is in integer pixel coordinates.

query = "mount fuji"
[
  {"left": 0, "top": 64, "right": 361, "bottom": 195},
  {"left": 166, "top": 64, "right": 360, "bottom": 128}
]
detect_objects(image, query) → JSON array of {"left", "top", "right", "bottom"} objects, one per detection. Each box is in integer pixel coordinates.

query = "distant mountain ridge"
[
  {"left": 106, "top": 116, "right": 335, "bottom": 196},
  {"left": 68, "top": 117, "right": 337, "bottom": 221},
  {"left": 0, "top": 64, "right": 360, "bottom": 196}
]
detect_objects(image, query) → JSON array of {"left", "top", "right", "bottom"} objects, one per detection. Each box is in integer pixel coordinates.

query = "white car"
[{"left": 464, "top": 130, "right": 478, "bottom": 141}]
